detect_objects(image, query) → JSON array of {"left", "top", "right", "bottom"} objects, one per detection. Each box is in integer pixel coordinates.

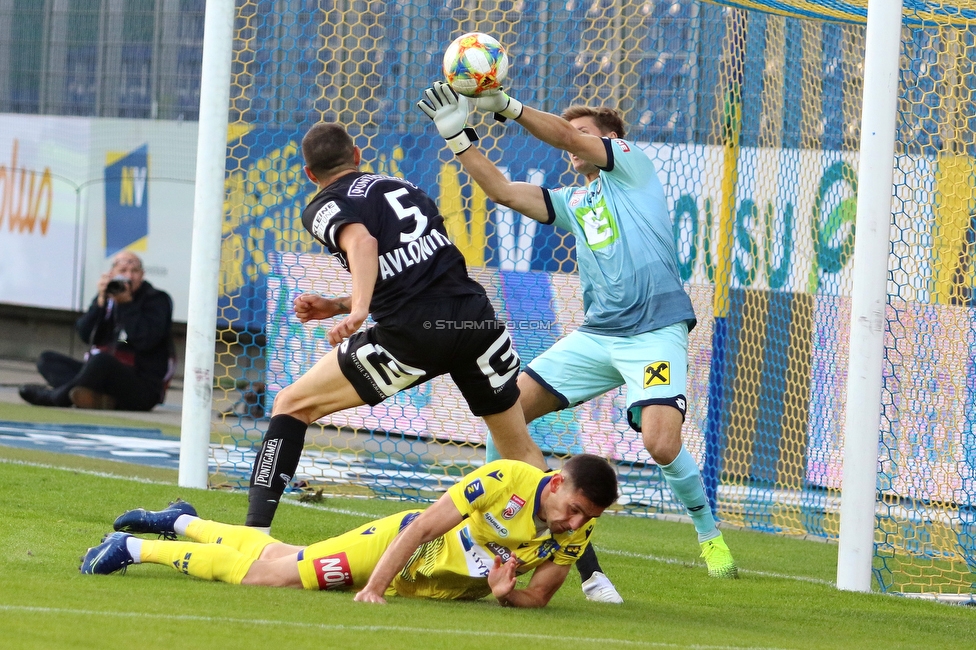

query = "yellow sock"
[
  {"left": 141, "top": 540, "right": 253, "bottom": 584},
  {"left": 184, "top": 519, "right": 278, "bottom": 562}
]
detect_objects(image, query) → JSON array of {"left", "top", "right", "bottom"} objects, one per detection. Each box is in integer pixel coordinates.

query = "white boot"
[{"left": 581, "top": 571, "right": 623, "bottom": 604}]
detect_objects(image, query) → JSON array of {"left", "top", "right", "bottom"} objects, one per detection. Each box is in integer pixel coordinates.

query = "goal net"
[{"left": 209, "top": 0, "right": 976, "bottom": 599}]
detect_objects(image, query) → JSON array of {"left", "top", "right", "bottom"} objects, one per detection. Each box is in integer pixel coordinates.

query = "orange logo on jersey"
[{"left": 643, "top": 361, "right": 670, "bottom": 388}]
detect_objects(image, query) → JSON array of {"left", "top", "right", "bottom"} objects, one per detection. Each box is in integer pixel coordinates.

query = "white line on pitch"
[
  {"left": 0, "top": 605, "right": 791, "bottom": 650},
  {"left": 0, "top": 457, "right": 179, "bottom": 486}
]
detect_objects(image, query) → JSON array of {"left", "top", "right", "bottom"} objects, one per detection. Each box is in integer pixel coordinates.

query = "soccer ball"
[{"left": 442, "top": 32, "right": 509, "bottom": 98}]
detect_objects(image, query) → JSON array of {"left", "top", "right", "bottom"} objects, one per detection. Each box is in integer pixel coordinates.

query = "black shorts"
[{"left": 335, "top": 293, "right": 521, "bottom": 417}]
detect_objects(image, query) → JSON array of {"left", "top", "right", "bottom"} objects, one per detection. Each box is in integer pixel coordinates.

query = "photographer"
[{"left": 19, "top": 252, "right": 175, "bottom": 411}]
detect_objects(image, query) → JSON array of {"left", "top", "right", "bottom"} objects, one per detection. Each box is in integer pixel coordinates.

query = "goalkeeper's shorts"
[
  {"left": 336, "top": 293, "right": 521, "bottom": 417},
  {"left": 525, "top": 322, "right": 690, "bottom": 432}
]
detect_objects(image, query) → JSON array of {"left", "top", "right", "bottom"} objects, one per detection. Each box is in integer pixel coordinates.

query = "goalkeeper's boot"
[
  {"left": 700, "top": 532, "right": 738, "bottom": 579},
  {"left": 113, "top": 500, "right": 197, "bottom": 539},
  {"left": 581, "top": 571, "right": 624, "bottom": 604},
  {"left": 80, "top": 532, "right": 133, "bottom": 575}
]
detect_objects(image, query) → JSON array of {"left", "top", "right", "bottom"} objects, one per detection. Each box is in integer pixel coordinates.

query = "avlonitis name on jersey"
[{"left": 377, "top": 229, "right": 453, "bottom": 280}]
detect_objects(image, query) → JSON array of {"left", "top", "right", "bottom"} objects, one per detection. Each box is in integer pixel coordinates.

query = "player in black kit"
[{"left": 245, "top": 123, "right": 545, "bottom": 530}]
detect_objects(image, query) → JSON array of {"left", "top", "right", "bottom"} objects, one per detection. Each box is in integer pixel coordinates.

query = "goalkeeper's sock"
[
  {"left": 140, "top": 540, "right": 254, "bottom": 584},
  {"left": 246, "top": 414, "right": 308, "bottom": 528},
  {"left": 574, "top": 542, "right": 603, "bottom": 582},
  {"left": 485, "top": 434, "right": 502, "bottom": 463},
  {"left": 185, "top": 518, "right": 278, "bottom": 562},
  {"left": 659, "top": 446, "right": 720, "bottom": 541}
]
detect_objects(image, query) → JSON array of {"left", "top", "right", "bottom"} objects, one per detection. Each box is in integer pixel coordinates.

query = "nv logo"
[
  {"left": 464, "top": 479, "right": 485, "bottom": 503},
  {"left": 643, "top": 361, "right": 670, "bottom": 388},
  {"left": 104, "top": 144, "right": 149, "bottom": 256}
]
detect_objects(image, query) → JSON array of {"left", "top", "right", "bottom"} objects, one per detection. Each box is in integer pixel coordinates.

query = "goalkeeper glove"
[
  {"left": 417, "top": 82, "right": 479, "bottom": 155},
  {"left": 473, "top": 88, "right": 524, "bottom": 123}
]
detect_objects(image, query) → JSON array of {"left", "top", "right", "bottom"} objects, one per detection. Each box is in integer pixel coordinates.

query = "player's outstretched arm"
[
  {"left": 354, "top": 494, "right": 464, "bottom": 604},
  {"left": 330, "top": 223, "right": 377, "bottom": 345},
  {"left": 456, "top": 147, "right": 549, "bottom": 223},
  {"left": 418, "top": 82, "right": 549, "bottom": 223},
  {"left": 489, "top": 558, "right": 570, "bottom": 608},
  {"left": 475, "top": 91, "right": 608, "bottom": 168}
]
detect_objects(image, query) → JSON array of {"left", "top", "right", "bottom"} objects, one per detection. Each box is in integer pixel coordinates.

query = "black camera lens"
[{"left": 106, "top": 278, "right": 129, "bottom": 295}]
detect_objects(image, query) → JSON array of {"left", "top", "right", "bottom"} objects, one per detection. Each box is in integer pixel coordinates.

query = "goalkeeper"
[
  {"left": 81, "top": 455, "right": 618, "bottom": 608},
  {"left": 418, "top": 82, "right": 739, "bottom": 603}
]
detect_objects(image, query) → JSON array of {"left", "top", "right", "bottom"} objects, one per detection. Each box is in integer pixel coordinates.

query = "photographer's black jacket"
[{"left": 76, "top": 280, "right": 174, "bottom": 381}]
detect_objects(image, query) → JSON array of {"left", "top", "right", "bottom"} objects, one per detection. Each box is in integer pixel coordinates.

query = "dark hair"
[
  {"left": 301, "top": 123, "right": 356, "bottom": 179},
  {"left": 561, "top": 454, "right": 619, "bottom": 508},
  {"left": 560, "top": 106, "right": 626, "bottom": 139}
]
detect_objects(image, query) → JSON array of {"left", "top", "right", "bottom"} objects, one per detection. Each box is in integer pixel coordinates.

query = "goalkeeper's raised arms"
[
  {"left": 417, "top": 82, "right": 480, "bottom": 155},
  {"left": 473, "top": 88, "right": 524, "bottom": 123}
]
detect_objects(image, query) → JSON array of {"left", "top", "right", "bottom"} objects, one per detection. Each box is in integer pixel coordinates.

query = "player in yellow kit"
[{"left": 81, "top": 455, "right": 618, "bottom": 608}]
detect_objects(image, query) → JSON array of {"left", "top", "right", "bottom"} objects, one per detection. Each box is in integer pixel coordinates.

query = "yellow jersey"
[{"left": 392, "top": 459, "right": 595, "bottom": 600}]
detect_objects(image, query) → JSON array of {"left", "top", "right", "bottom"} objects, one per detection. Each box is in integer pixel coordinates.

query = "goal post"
[
  {"left": 837, "top": 0, "right": 903, "bottom": 593},
  {"left": 182, "top": 0, "right": 976, "bottom": 601},
  {"left": 178, "top": 0, "right": 236, "bottom": 489}
]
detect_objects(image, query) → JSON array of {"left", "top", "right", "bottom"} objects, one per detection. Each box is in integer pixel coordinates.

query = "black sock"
[
  {"left": 245, "top": 414, "right": 308, "bottom": 527},
  {"left": 575, "top": 543, "right": 604, "bottom": 582}
]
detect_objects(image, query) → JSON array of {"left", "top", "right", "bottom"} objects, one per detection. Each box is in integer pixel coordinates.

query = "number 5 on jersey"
[{"left": 385, "top": 188, "right": 428, "bottom": 243}]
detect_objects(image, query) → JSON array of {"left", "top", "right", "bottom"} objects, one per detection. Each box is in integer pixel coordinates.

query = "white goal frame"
[{"left": 178, "top": 0, "right": 906, "bottom": 595}]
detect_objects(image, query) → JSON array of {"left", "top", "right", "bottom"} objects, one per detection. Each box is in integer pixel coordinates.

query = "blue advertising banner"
[{"left": 104, "top": 144, "right": 149, "bottom": 255}]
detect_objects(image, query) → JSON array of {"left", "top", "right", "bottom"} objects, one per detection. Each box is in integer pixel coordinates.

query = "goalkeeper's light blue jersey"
[{"left": 545, "top": 137, "right": 696, "bottom": 336}]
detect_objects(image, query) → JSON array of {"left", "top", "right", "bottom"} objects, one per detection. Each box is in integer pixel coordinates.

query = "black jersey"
[{"left": 301, "top": 172, "right": 485, "bottom": 323}]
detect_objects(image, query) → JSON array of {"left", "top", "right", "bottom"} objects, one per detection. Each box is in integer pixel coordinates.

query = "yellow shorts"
[{"left": 297, "top": 509, "right": 422, "bottom": 591}]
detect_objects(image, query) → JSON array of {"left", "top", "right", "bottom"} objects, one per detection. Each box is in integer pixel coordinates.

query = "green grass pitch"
[{"left": 1, "top": 444, "right": 974, "bottom": 649}]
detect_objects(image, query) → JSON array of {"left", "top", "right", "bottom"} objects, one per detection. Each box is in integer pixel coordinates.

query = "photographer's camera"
[{"left": 106, "top": 276, "right": 129, "bottom": 295}]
